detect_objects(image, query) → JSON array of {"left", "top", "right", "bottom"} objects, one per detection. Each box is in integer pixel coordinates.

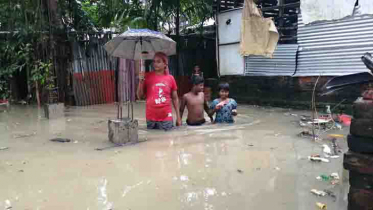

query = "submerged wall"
[{"left": 217, "top": 76, "right": 365, "bottom": 113}]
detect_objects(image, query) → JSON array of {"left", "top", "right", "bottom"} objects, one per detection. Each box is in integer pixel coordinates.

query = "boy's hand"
[
  {"left": 232, "top": 109, "right": 237, "bottom": 116},
  {"left": 139, "top": 71, "right": 145, "bottom": 81}
]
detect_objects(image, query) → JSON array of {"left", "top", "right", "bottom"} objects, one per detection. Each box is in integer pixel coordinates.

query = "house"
[{"left": 214, "top": 0, "right": 373, "bottom": 108}]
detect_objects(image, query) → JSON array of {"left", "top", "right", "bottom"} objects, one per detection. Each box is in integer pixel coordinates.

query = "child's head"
[
  {"left": 218, "top": 82, "right": 230, "bottom": 99},
  {"left": 153, "top": 52, "right": 169, "bottom": 74},
  {"left": 192, "top": 75, "right": 204, "bottom": 93},
  {"left": 193, "top": 65, "right": 201, "bottom": 74}
]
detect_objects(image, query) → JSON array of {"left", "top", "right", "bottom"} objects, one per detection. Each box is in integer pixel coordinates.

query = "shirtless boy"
[{"left": 180, "top": 76, "right": 213, "bottom": 126}]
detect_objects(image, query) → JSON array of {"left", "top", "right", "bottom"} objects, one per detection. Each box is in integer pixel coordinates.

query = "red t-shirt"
[{"left": 143, "top": 72, "right": 178, "bottom": 121}]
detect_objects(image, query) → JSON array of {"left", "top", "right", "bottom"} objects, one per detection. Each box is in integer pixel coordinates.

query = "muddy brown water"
[{"left": 0, "top": 103, "right": 349, "bottom": 209}]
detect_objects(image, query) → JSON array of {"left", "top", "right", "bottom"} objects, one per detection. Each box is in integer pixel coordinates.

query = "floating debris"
[
  {"left": 328, "top": 134, "right": 344, "bottom": 138},
  {"left": 13, "top": 132, "right": 36, "bottom": 139},
  {"left": 316, "top": 173, "right": 340, "bottom": 185},
  {"left": 50, "top": 138, "right": 71, "bottom": 143},
  {"left": 298, "top": 131, "right": 320, "bottom": 140},
  {"left": 335, "top": 123, "right": 342, "bottom": 130},
  {"left": 237, "top": 169, "right": 243, "bottom": 173},
  {"left": 331, "top": 138, "right": 341, "bottom": 155},
  {"left": 311, "top": 189, "right": 327, "bottom": 196},
  {"left": 4, "top": 199, "right": 12, "bottom": 209},
  {"left": 316, "top": 174, "right": 330, "bottom": 181},
  {"left": 308, "top": 156, "right": 329, "bottom": 163},
  {"left": 330, "top": 173, "right": 340, "bottom": 180},
  {"left": 316, "top": 202, "right": 327, "bottom": 209},
  {"left": 324, "top": 190, "right": 337, "bottom": 200},
  {"left": 323, "top": 144, "right": 332, "bottom": 157},
  {"left": 0, "top": 147, "right": 9, "bottom": 151}
]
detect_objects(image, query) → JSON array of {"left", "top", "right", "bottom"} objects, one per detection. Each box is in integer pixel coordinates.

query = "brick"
[
  {"left": 348, "top": 188, "right": 373, "bottom": 210},
  {"left": 344, "top": 150, "right": 373, "bottom": 175},
  {"left": 350, "top": 119, "right": 373, "bottom": 138},
  {"left": 353, "top": 98, "right": 373, "bottom": 119},
  {"left": 349, "top": 171, "right": 373, "bottom": 190},
  {"left": 348, "top": 134, "right": 373, "bottom": 154}
]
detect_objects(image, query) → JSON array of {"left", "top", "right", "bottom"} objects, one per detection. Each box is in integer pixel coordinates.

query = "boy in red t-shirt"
[{"left": 137, "top": 52, "right": 181, "bottom": 131}]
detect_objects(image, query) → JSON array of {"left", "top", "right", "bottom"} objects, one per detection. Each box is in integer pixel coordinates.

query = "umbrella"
[
  {"left": 104, "top": 29, "right": 176, "bottom": 60},
  {"left": 104, "top": 29, "right": 177, "bottom": 120}
]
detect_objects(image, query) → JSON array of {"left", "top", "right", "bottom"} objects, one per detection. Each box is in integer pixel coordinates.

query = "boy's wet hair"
[
  {"left": 218, "top": 82, "right": 230, "bottom": 91},
  {"left": 192, "top": 75, "right": 204, "bottom": 85}
]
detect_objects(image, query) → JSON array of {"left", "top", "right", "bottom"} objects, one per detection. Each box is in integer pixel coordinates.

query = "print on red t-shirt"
[{"left": 144, "top": 72, "right": 178, "bottom": 122}]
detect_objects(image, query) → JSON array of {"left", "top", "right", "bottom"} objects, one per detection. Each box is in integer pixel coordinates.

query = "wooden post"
[
  {"left": 176, "top": 0, "right": 180, "bottom": 76},
  {"left": 35, "top": 81, "right": 40, "bottom": 107}
]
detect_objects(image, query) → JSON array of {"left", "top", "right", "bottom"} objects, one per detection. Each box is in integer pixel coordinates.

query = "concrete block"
[
  {"left": 44, "top": 103, "right": 64, "bottom": 119},
  {"left": 108, "top": 118, "right": 138, "bottom": 145},
  {"left": 344, "top": 150, "right": 373, "bottom": 175}
]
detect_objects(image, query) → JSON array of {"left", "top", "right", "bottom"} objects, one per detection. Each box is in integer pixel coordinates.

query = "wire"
[{"left": 312, "top": 75, "right": 321, "bottom": 140}]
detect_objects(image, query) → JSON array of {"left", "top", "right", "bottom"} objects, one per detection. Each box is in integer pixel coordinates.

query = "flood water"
[{"left": 0, "top": 103, "right": 349, "bottom": 210}]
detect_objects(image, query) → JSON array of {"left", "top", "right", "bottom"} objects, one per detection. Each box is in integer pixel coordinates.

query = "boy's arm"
[
  {"left": 232, "top": 100, "right": 238, "bottom": 116},
  {"left": 172, "top": 90, "right": 182, "bottom": 126},
  {"left": 137, "top": 72, "right": 146, "bottom": 99},
  {"left": 204, "top": 100, "right": 214, "bottom": 122},
  {"left": 180, "top": 95, "right": 187, "bottom": 120}
]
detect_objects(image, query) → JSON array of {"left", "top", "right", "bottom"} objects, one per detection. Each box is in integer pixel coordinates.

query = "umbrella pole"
[
  {"left": 116, "top": 58, "right": 120, "bottom": 119},
  {"left": 127, "top": 76, "right": 130, "bottom": 119}
]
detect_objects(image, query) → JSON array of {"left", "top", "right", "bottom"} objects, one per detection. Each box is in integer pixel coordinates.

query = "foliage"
[
  {"left": 81, "top": 0, "right": 100, "bottom": 25},
  {"left": 0, "top": 0, "right": 57, "bottom": 100},
  {"left": 0, "top": 41, "right": 34, "bottom": 99},
  {"left": 31, "top": 60, "right": 53, "bottom": 88},
  {"left": 145, "top": 0, "right": 213, "bottom": 33},
  {"left": 79, "top": 0, "right": 213, "bottom": 33},
  {"left": 0, "top": 0, "right": 214, "bottom": 99},
  {"left": 94, "top": 0, "right": 145, "bottom": 31},
  {"left": 58, "top": 0, "right": 97, "bottom": 32}
]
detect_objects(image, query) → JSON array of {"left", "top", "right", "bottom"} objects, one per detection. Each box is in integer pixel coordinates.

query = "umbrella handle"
[{"left": 140, "top": 59, "right": 145, "bottom": 73}]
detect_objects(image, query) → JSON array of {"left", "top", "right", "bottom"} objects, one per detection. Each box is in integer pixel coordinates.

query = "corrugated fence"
[
  {"left": 295, "top": 14, "right": 373, "bottom": 76},
  {"left": 244, "top": 44, "right": 299, "bottom": 76},
  {"left": 71, "top": 37, "right": 118, "bottom": 106}
]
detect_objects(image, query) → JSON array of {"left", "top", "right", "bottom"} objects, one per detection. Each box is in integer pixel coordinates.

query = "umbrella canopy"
[{"left": 104, "top": 29, "right": 176, "bottom": 60}]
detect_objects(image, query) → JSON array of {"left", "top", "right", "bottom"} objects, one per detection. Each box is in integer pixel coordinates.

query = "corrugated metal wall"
[
  {"left": 71, "top": 37, "right": 118, "bottom": 106},
  {"left": 244, "top": 44, "right": 299, "bottom": 76},
  {"left": 294, "top": 14, "right": 373, "bottom": 76}
]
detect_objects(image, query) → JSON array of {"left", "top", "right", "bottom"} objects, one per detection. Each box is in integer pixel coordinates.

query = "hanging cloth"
[{"left": 239, "top": 0, "right": 279, "bottom": 58}]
